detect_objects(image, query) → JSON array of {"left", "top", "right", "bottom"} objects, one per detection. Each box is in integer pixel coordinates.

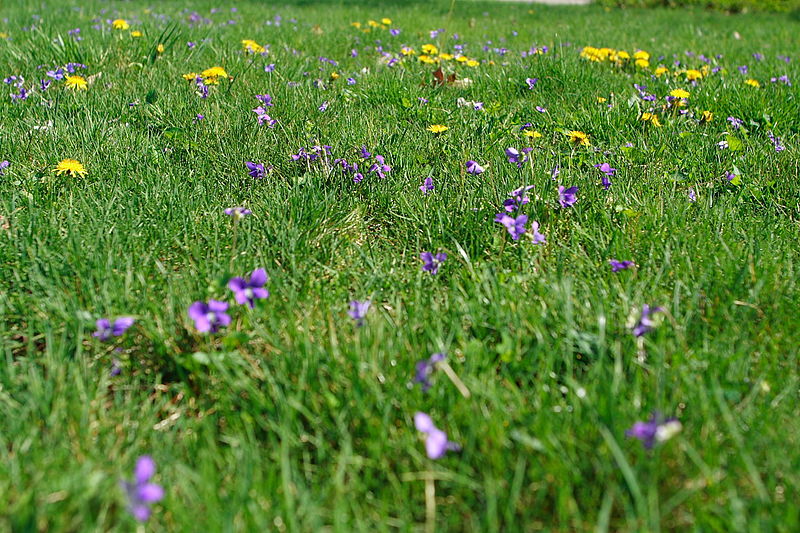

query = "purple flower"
[
  {"left": 348, "top": 300, "right": 370, "bottom": 326},
  {"left": 253, "top": 107, "right": 277, "bottom": 127},
  {"left": 495, "top": 213, "right": 528, "bottom": 240},
  {"left": 558, "top": 186, "right": 578, "bottom": 208},
  {"left": 359, "top": 146, "right": 372, "bottom": 159},
  {"left": 264, "top": 64, "right": 275, "bottom": 72},
  {"left": 525, "top": 77, "right": 538, "bottom": 89},
  {"left": 419, "top": 177, "right": 434, "bottom": 194},
  {"left": 111, "top": 358, "right": 122, "bottom": 376},
  {"left": 529, "top": 221, "right": 546, "bottom": 245},
  {"left": 609, "top": 259, "right": 634, "bottom": 272},
  {"left": 505, "top": 147, "right": 532, "bottom": 168},
  {"left": 551, "top": 165, "right": 560, "bottom": 180},
  {"left": 194, "top": 114, "right": 204, "bottom": 121},
  {"left": 224, "top": 207, "right": 252, "bottom": 219},
  {"left": 420, "top": 252, "right": 447, "bottom": 275},
  {"left": 414, "top": 412, "right": 460, "bottom": 459},
  {"left": 369, "top": 154, "right": 391, "bottom": 178},
  {"left": 688, "top": 188, "right": 697, "bottom": 202},
  {"left": 595, "top": 163, "right": 616, "bottom": 176},
  {"left": 121, "top": 456, "right": 164, "bottom": 522},
  {"left": 255, "top": 94, "right": 273, "bottom": 106},
  {"left": 93, "top": 317, "right": 135, "bottom": 341},
  {"left": 727, "top": 116, "right": 744, "bottom": 130},
  {"left": 318, "top": 100, "right": 329, "bottom": 112},
  {"left": 738, "top": 65, "right": 749, "bottom": 75},
  {"left": 347, "top": 77, "right": 356, "bottom": 85},
  {"left": 768, "top": 131, "right": 786, "bottom": 152},
  {"left": 626, "top": 413, "right": 682, "bottom": 449},
  {"left": 632, "top": 304, "right": 663, "bottom": 337},
  {"left": 535, "top": 105, "right": 547, "bottom": 113},
  {"left": 228, "top": 268, "right": 269, "bottom": 308},
  {"left": 414, "top": 352, "right": 446, "bottom": 391},
  {"left": 188, "top": 300, "right": 231, "bottom": 333},
  {"left": 390, "top": 28, "right": 401, "bottom": 36},
  {"left": 771, "top": 75, "right": 791, "bottom": 86},
  {"left": 0, "top": 160, "right": 9, "bottom": 176},
  {"left": 503, "top": 185, "right": 534, "bottom": 212},
  {"left": 752, "top": 52, "right": 764, "bottom": 61},
  {"left": 465, "top": 160, "right": 484, "bottom": 175},
  {"left": 245, "top": 161, "right": 268, "bottom": 179}
]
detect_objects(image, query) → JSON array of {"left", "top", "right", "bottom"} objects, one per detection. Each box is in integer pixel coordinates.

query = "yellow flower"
[
  {"left": 381, "top": 18, "right": 392, "bottom": 25},
  {"left": 422, "top": 44, "right": 439, "bottom": 55},
  {"left": 156, "top": 43, "right": 165, "bottom": 54},
  {"left": 439, "top": 53, "right": 454, "bottom": 61},
  {"left": 455, "top": 55, "right": 468, "bottom": 63},
  {"left": 635, "top": 58, "right": 650, "bottom": 69},
  {"left": 700, "top": 110, "right": 714, "bottom": 123},
  {"left": 0, "top": 32, "right": 8, "bottom": 39},
  {"left": 633, "top": 50, "right": 650, "bottom": 61},
  {"left": 640, "top": 112, "right": 662, "bottom": 127},
  {"left": 242, "top": 39, "right": 265, "bottom": 54},
  {"left": 427, "top": 124, "right": 449, "bottom": 134},
  {"left": 130, "top": 30, "right": 143, "bottom": 38},
  {"left": 351, "top": 22, "right": 362, "bottom": 29},
  {"left": 65, "top": 75, "right": 88, "bottom": 90},
  {"left": 568, "top": 131, "right": 590, "bottom": 146},
  {"left": 182, "top": 72, "right": 199, "bottom": 81},
  {"left": 400, "top": 46, "right": 415, "bottom": 56},
  {"left": 745, "top": 78, "right": 760, "bottom": 88},
  {"left": 367, "top": 20, "right": 380, "bottom": 28},
  {"left": 54, "top": 159, "right": 87, "bottom": 177},
  {"left": 685, "top": 69, "right": 703, "bottom": 81},
  {"left": 112, "top": 19, "right": 130, "bottom": 30},
  {"left": 418, "top": 55, "right": 437, "bottom": 64},
  {"left": 617, "top": 51, "right": 630, "bottom": 60},
  {"left": 201, "top": 66, "right": 228, "bottom": 84},
  {"left": 330, "top": 71, "right": 340, "bottom": 80},
  {"left": 597, "top": 97, "right": 607, "bottom": 103},
  {"left": 669, "top": 88, "right": 690, "bottom": 99},
  {"left": 466, "top": 59, "right": 480, "bottom": 67},
  {"left": 523, "top": 130, "right": 543, "bottom": 139},
  {"left": 655, "top": 66, "right": 669, "bottom": 77}
]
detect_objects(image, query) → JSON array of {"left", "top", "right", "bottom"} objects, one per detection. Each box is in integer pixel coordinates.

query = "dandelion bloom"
[
  {"left": 65, "top": 75, "right": 88, "bottom": 90},
  {"left": 744, "top": 78, "right": 760, "bottom": 88},
  {"left": 130, "top": 30, "right": 143, "bottom": 38},
  {"left": 228, "top": 268, "right": 269, "bottom": 308},
  {"left": 54, "top": 159, "right": 87, "bottom": 177},
  {"left": 427, "top": 124, "right": 448, "bottom": 134},
  {"left": 654, "top": 66, "right": 669, "bottom": 77},
  {"left": 93, "top": 317, "right": 135, "bottom": 341},
  {"left": 112, "top": 19, "right": 130, "bottom": 30},
  {"left": 242, "top": 39, "right": 265, "bottom": 54},
  {"left": 626, "top": 413, "right": 682, "bottom": 449},
  {"left": 568, "top": 131, "right": 590, "bottom": 147},
  {"left": 121, "top": 456, "right": 164, "bottom": 522},
  {"left": 700, "top": 110, "right": 713, "bottom": 123},
  {"left": 188, "top": 300, "right": 231, "bottom": 333},
  {"left": 640, "top": 113, "right": 662, "bottom": 127},
  {"left": 669, "top": 88, "right": 690, "bottom": 99},
  {"left": 414, "top": 412, "right": 460, "bottom": 459},
  {"left": 685, "top": 69, "right": 702, "bottom": 81}
]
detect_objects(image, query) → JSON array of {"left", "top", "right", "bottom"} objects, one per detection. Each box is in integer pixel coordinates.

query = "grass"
[{"left": 1, "top": 1, "right": 799, "bottom": 531}]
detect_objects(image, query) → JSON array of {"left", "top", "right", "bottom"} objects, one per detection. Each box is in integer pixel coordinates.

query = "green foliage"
[{"left": 596, "top": 0, "right": 800, "bottom": 13}]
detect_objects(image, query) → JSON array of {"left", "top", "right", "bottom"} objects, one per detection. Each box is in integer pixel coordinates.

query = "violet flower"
[
  {"left": 465, "top": 160, "right": 485, "bottom": 175},
  {"left": 0, "top": 160, "right": 9, "bottom": 176},
  {"left": 632, "top": 304, "right": 663, "bottom": 337},
  {"left": 93, "top": 317, "right": 135, "bottom": 341},
  {"left": 525, "top": 77, "right": 538, "bottom": 89},
  {"left": 228, "top": 268, "right": 269, "bottom": 308},
  {"left": 224, "top": 207, "right": 251, "bottom": 219},
  {"left": 348, "top": 300, "right": 370, "bottom": 326},
  {"left": 495, "top": 213, "right": 528, "bottom": 240},
  {"left": 188, "top": 300, "right": 231, "bottom": 333},
  {"left": 414, "top": 352, "right": 446, "bottom": 391},
  {"left": 419, "top": 177, "right": 434, "bottom": 194},
  {"left": 414, "top": 412, "right": 460, "bottom": 459},
  {"left": 609, "top": 259, "right": 634, "bottom": 272},
  {"left": 245, "top": 161, "right": 268, "bottom": 179},
  {"left": 529, "top": 221, "right": 546, "bottom": 245},
  {"left": 558, "top": 185, "right": 578, "bottom": 208},
  {"left": 121, "top": 456, "right": 164, "bottom": 522},
  {"left": 420, "top": 252, "right": 447, "bottom": 275},
  {"left": 626, "top": 413, "right": 682, "bottom": 449}
]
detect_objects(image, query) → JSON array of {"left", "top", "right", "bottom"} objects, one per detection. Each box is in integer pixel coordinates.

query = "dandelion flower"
[
  {"left": 112, "top": 19, "right": 130, "bottom": 30},
  {"left": 156, "top": 44, "right": 165, "bottom": 54},
  {"left": 640, "top": 112, "right": 662, "bottom": 127},
  {"left": 65, "top": 75, "right": 88, "bottom": 90},
  {"left": 54, "top": 159, "right": 88, "bottom": 177},
  {"left": 242, "top": 39, "right": 265, "bottom": 54},
  {"left": 381, "top": 18, "right": 392, "bottom": 25},
  {"left": 568, "top": 130, "right": 590, "bottom": 147},
  {"left": 685, "top": 69, "right": 703, "bottom": 81},
  {"left": 654, "top": 66, "right": 669, "bottom": 77},
  {"left": 422, "top": 44, "right": 439, "bottom": 55},
  {"left": 635, "top": 58, "right": 650, "bottom": 69},
  {"left": 130, "top": 30, "right": 143, "bottom": 38},
  {"left": 700, "top": 110, "right": 714, "bottom": 123},
  {"left": 669, "top": 88, "right": 690, "bottom": 99},
  {"left": 745, "top": 78, "right": 760, "bottom": 88},
  {"left": 427, "top": 124, "right": 449, "bottom": 134},
  {"left": 466, "top": 59, "right": 480, "bottom": 67}
]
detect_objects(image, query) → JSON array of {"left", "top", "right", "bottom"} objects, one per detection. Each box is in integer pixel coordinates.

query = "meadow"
[{"left": 1, "top": 0, "right": 799, "bottom": 531}]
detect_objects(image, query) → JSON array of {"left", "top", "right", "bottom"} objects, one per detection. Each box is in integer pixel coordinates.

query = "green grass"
[{"left": 1, "top": 1, "right": 799, "bottom": 531}]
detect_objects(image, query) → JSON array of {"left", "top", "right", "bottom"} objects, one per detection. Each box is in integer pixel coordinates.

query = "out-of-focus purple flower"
[
  {"left": 752, "top": 52, "right": 764, "bottom": 61},
  {"left": 318, "top": 100, "right": 329, "bottom": 112},
  {"left": 245, "top": 161, "right": 268, "bottom": 179},
  {"left": 121, "top": 456, "right": 164, "bottom": 522},
  {"left": 348, "top": 300, "right": 370, "bottom": 326},
  {"left": 727, "top": 116, "right": 744, "bottom": 130},
  {"left": 724, "top": 171, "right": 736, "bottom": 181},
  {"left": 264, "top": 63, "right": 275, "bottom": 72},
  {"left": 111, "top": 358, "right": 122, "bottom": 376},
  {"left": 609, "top": 259, "right": 634, "bottom": 272},
  {"left": 738, "top": 65, "right": 748, "bottom": 74},
  {"left": 187, "top": 41, "right": 196, "bottom": 48},
  {"left": 93, "top": 317, "right": 135, "bottom": 341},
  {"left": 535, "top": 105, "right": 547, "bottom": 113},
  {"left": 228, "top": 268, "right": 269, "bottom": 308},
  {"left": 346, "top": 77, "right": 356, "bottom": 85},
  {"left": 632, "top": 304, "right": 663, "bottom": 337},
  {"left": 626, "top": 413, "right": 682, "bottom": 449},
  {"left": 414, "top": 352, "right": 446, "bottom": 391},
  {"left": 351, "top": 49, "right": 358, "bottom": 57},
  {"left": 503, "top": 185, "right": 534, "bottom": 212},
  {"left": 688, "top": 188, "right": 697, "bottom": 202},
  {"left": 420, "top": 177, "right": 434, "bottom": 194},
  {"left": 0, "top": 160, "right": 9, "bottom": 176},
  {"left": 224, "top": 207, "right": 252, "bottom": 219},
  {"left": 414, "top": 412, "right": 460, "bottom": 459},
  {"left": 390, "top": 28, "right": 401, "bottom": 36},
  {"left": 558, "top": 185, "right": 578, "bottom": 208},
  {"left": 525, "top": 77, "right": 538, "bottom": 89},
  {"left": 188, "top": 300, "right": 231, "bottom": 333},
  {"left": 465, "top": 160, "right": 484, "bottom": 175},
  {"left": 418, "top": 97, "right": 428, "bottom": 105},
  {"left": 529, "top": 221, "right": 546, "bottom": 245},
  {"left": 68, "top": 28, "right": 82, "bottom": 40},
  {"left": 420, "top": 252, "right": 447, "bottom": 275},
  {"left": 768, "top": 131, "right": 786, "bottom": 152},
  {"left": 495, "top": 213, "right": 528, "bottom": 240},
  {"left": 194, "top": 114, "right": 204, "bottom": 122},
  {"left": 770, "top": 75, "right": 791, "bottom": 86}
]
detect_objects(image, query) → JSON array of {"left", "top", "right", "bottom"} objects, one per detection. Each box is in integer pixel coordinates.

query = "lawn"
[{"left": 1, "top": 1, "right": 799, "bottom": 531}]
